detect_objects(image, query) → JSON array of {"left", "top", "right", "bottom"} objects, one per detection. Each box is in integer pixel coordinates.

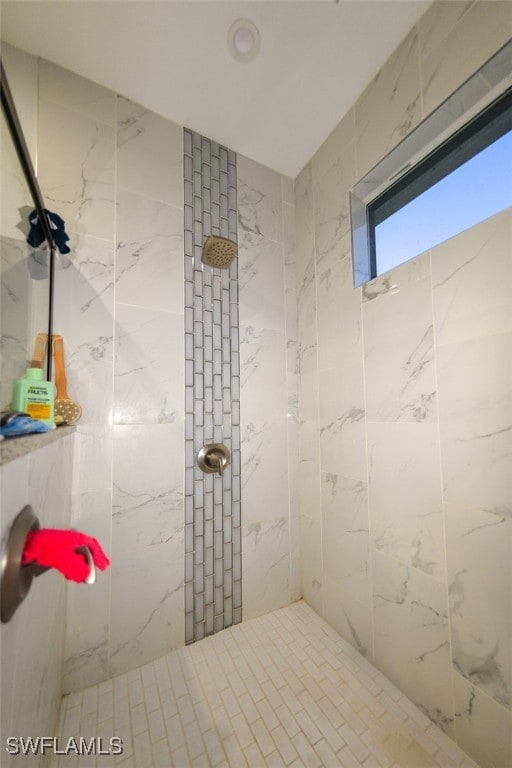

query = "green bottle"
[{"left": 12, "top": 367, "right": 55, "bottom": 426}]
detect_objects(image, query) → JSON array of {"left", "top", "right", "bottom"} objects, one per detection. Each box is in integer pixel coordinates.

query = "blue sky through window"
[{"left": 375, "top": 130, "right": 512, "bottom": 276}]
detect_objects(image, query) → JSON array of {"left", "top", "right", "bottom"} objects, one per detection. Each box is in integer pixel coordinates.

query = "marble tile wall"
[
  {"left": 112, "top": 97, "right": 185, "bottom": 678},
  {"left": 0, "top": 44, "right": 46, "bottom": 416},
  {"left": 37, "top": 59, "right": 117, "bottom": 691},
  {"left": 295, "top": 3, "right": 512, "bottom": 767},
  {"left": 36, "top": 60, "right": 186, "bottom": 687},
  {"left": 27, "top": 47, "right": 298, "bottom": 690},
  {"left": 0, "top": 433, "right": 74, "bottom": 768},
  {"left": 238, "top": 155, "right": 300, "bottom": 620}
]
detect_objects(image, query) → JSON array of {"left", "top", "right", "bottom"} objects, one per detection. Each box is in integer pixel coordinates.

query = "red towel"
[{"left": 22, "top": 529, "right": 110, "bottom": 583}]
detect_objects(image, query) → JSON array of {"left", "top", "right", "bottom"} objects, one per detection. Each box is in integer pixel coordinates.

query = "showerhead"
[{"left": 202, "top": 235, "right": 238, "bottom": 269}]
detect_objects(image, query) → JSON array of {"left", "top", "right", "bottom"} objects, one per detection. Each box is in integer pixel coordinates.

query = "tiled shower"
[{"left": 1, "top": 2, "right": 511, "bottom": 767}]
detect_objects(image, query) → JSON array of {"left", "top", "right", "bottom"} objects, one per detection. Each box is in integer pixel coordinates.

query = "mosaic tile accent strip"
[{"left": 183, "top": 129, "right": 241, "bottom": 644}]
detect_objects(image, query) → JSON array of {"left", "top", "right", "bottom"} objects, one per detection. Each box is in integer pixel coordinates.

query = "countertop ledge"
[{"left": 0, "top": 426, "right": 76, "bottom": 466}]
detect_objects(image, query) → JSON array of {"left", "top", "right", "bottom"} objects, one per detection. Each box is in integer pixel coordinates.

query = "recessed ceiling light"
[{"left": 228, "top": 19, "right": 260, "bottom": 63}]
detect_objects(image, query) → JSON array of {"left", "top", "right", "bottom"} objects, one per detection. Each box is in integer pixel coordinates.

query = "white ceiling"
[{"left": 1, "top": 1, "right": 431, "bottom": 178}]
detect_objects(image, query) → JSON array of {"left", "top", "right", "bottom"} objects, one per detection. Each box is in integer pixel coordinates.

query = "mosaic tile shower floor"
[{"left": 53, "top": 601, "right": 477, "bottom": 768}]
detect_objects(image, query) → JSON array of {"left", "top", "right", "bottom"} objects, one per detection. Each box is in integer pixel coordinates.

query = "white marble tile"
[
  {"left": 418, "top": 1, "right": 474, "bottom": 60},
  {"left": 355, "top": 28, "right": 421, "bottom": 177},
  {"left": 372, "top": 549, "right": 454, "bottom": 735},
  {"left": 367, "top": 422, "right": 445, "bottom": 580},
  {"left": 116, "top": 97, "right": 183, "bottom": 209},
  {"left": 299, "top": 422, "right": 321, "bottom": 525},
  {"left": 69, "top": 485, "right": 112, "bottom": 544},
  {"left": 112, "top": 423, "right": 184, "bottom": 567},
  {"left": 432, "top": 209, "right": 512, "bottom": 346},
  {"left": 116, "top": 188, "right": 183, "bottom": 312},
  {"left": 446, "top": 505, "right": 511, "bottom": 709},
  {"left": 8, "top": 565, "right": 67, "bottom": 755},
  {"left": 300, "top": 515, "right": 323, "bottom": 616},
  {"left": 2, "top": 116, "right": 34, "bottom": 237},
  {"left": 421, "top": 1, "right": 512, "bottom": 117},
  {"left": 316, "top": 249, "right": 363, "bottom": 371},
  {"left": 110, "top": 424, "right": 184, "bottom": 675},
  {"left": 297, "top": 258, "right": 316, "bottom": 334},
  {"left": 363, "top": 275, "right": 437, "bottom": 422},
  {"left": 287, "top": 450, "right": 301, "bottom": 605},
  {"left": 38, "top": 99, "right": 116, "bottom": 241},
  {"left": 238, "top": 232, "right": 286, "bottom": 332},
  {"left": 63, "top": 489, "right": 112, "bottom": 693},
  {"left": 295, "top": 161, "right": 312, "bottom": 202},
  {"left": 53, "top": 233, "right": 115, "bottom": 363},
  {"left": 299, "top": 418, "right": 320, "bottom": 465},
  {"left": 312, "top": 108, "right": 355, "bottom": 188},
  {"left": 240, "top": 417, "right": 289, "bottom": 526},
  {"left": 295, "top": 195, "right": 314, "bottom": 275},
  {"left": 295, "top": 226, "right": 315, "bottom": 294},
  {"left": 313, "top": 144, "right": 356, "bottom": 275},
  {"left": 299, "top": 455, "right": 321, "bottom": 526},
  {"left": 282, "top": 200, "right": 296, "bottom": 265},
  {"left": 298, "top": 330, "right": 319, "bottom": 422},
  {"left": 281, "top": 175, "right": 295, "bottom": 205},
  {"left": 436, "top": 333, "right": 511, "bottom": 516},
  {"left": 110, "top": 424, "right": 184, "bottom": 673},
  {"left": 286, "top": 339, "right": 299, "bottom": 423},
  {"left": 286, "top": 338, "right": 299, "bottom": 419},
  {"left": 285, "top": 226, "right": 299, "bottom": 415},
  {"left": 0, "top": 592, "right": 19, "bottom": 750},
  {"left": 0, "top": 455, "right": 29, "bottom": 542},
  {"left": 319, "top": 362, "right": 367, "bottom": 483},
  {"left": 53, "top": 233, "right": 114, "bottom": 435},
  {"left": 239, "top": 326, "right": 287, "bottom": 423},
  {"left": 323, "top": 574, "right": 373, "bottom": 661},
  {"left": 237, "top": 154, "right": 282, "bottom": 202},
  {"left": 453, "top": 671, "right": 512, "bottom": 768},
  {"left": 1, "top": 43, "right": 38, "bottom": 166},
  {"left": 58, "top": 360, "right": 113, "bottom": 437},
  {"left": 1, "top": 435, "right": 73, "bottom": 761},
  {"left": 362, "top": 251, "right": 430, "bottom": 303},
  {"left": 109, "top": 560, "right": 184, "bottom": 677},
  {"left": 114, "top": 303, "right": 183, "bottom": 425},
  {"left": 72, "top": 426, "right": 113, "bottom": 494},
  {"left": 321, "top": 472, "right": 371, "bottom": 607},
  {"left": 237, "top": 166, "right": 282, "bottom": 244},
  {"left": 27, "top": 432, "right": 74, "bottom": 526},
  {"left": 39, "top": 59, "right": 116, "bottom": 127},
  {"left": 242, "top": 517, "right": 290, "bottom": 620},
  {"left": 0, "top": 238, "right": 33, "bottom": 407},
  {"left": 63, "top": 602, "right": 109, "bottom": 695},
  {"left": 295, "top": 164, "right": 314, "bottom": 265}
]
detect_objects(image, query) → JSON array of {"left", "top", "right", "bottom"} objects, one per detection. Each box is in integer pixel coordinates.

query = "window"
[{"left": 350, "top": 41, "right": 512, "bottom": 287}]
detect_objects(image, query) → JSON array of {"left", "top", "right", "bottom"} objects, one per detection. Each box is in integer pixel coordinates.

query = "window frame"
[{"left": 350, "top": 40, "right": 512, "bottom": 288}]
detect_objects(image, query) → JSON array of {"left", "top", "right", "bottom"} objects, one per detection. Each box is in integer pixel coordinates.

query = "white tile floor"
[{"left": 53, "top": 601, "right": 478, "bottom": 768}]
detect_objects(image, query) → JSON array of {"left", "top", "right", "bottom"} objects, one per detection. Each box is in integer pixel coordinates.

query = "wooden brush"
[
  {"left": 31, "top": 332, "right": 48, "bottom": 369},
  {"left": 52, "top": 334, "right": 82, "bottom": 425}
]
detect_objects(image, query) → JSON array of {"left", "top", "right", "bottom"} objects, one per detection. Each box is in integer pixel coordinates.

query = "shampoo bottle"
[{"left": 12, "top": 367, "right": 54, "bottom": 426}]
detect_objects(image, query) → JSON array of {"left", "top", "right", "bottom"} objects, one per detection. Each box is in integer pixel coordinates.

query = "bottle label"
[{"left": 26, "top": 403, "right": 52, "bottom": 420}]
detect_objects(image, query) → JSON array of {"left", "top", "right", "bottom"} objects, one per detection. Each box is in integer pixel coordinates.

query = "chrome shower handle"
[{"left": 197, "top": 444, "right": 230, "bottom": 475}]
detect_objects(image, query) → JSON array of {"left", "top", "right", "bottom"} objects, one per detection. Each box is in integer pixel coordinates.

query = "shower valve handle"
[{"left": 197, "top": 444, "right": 231, "bottom": 475}]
